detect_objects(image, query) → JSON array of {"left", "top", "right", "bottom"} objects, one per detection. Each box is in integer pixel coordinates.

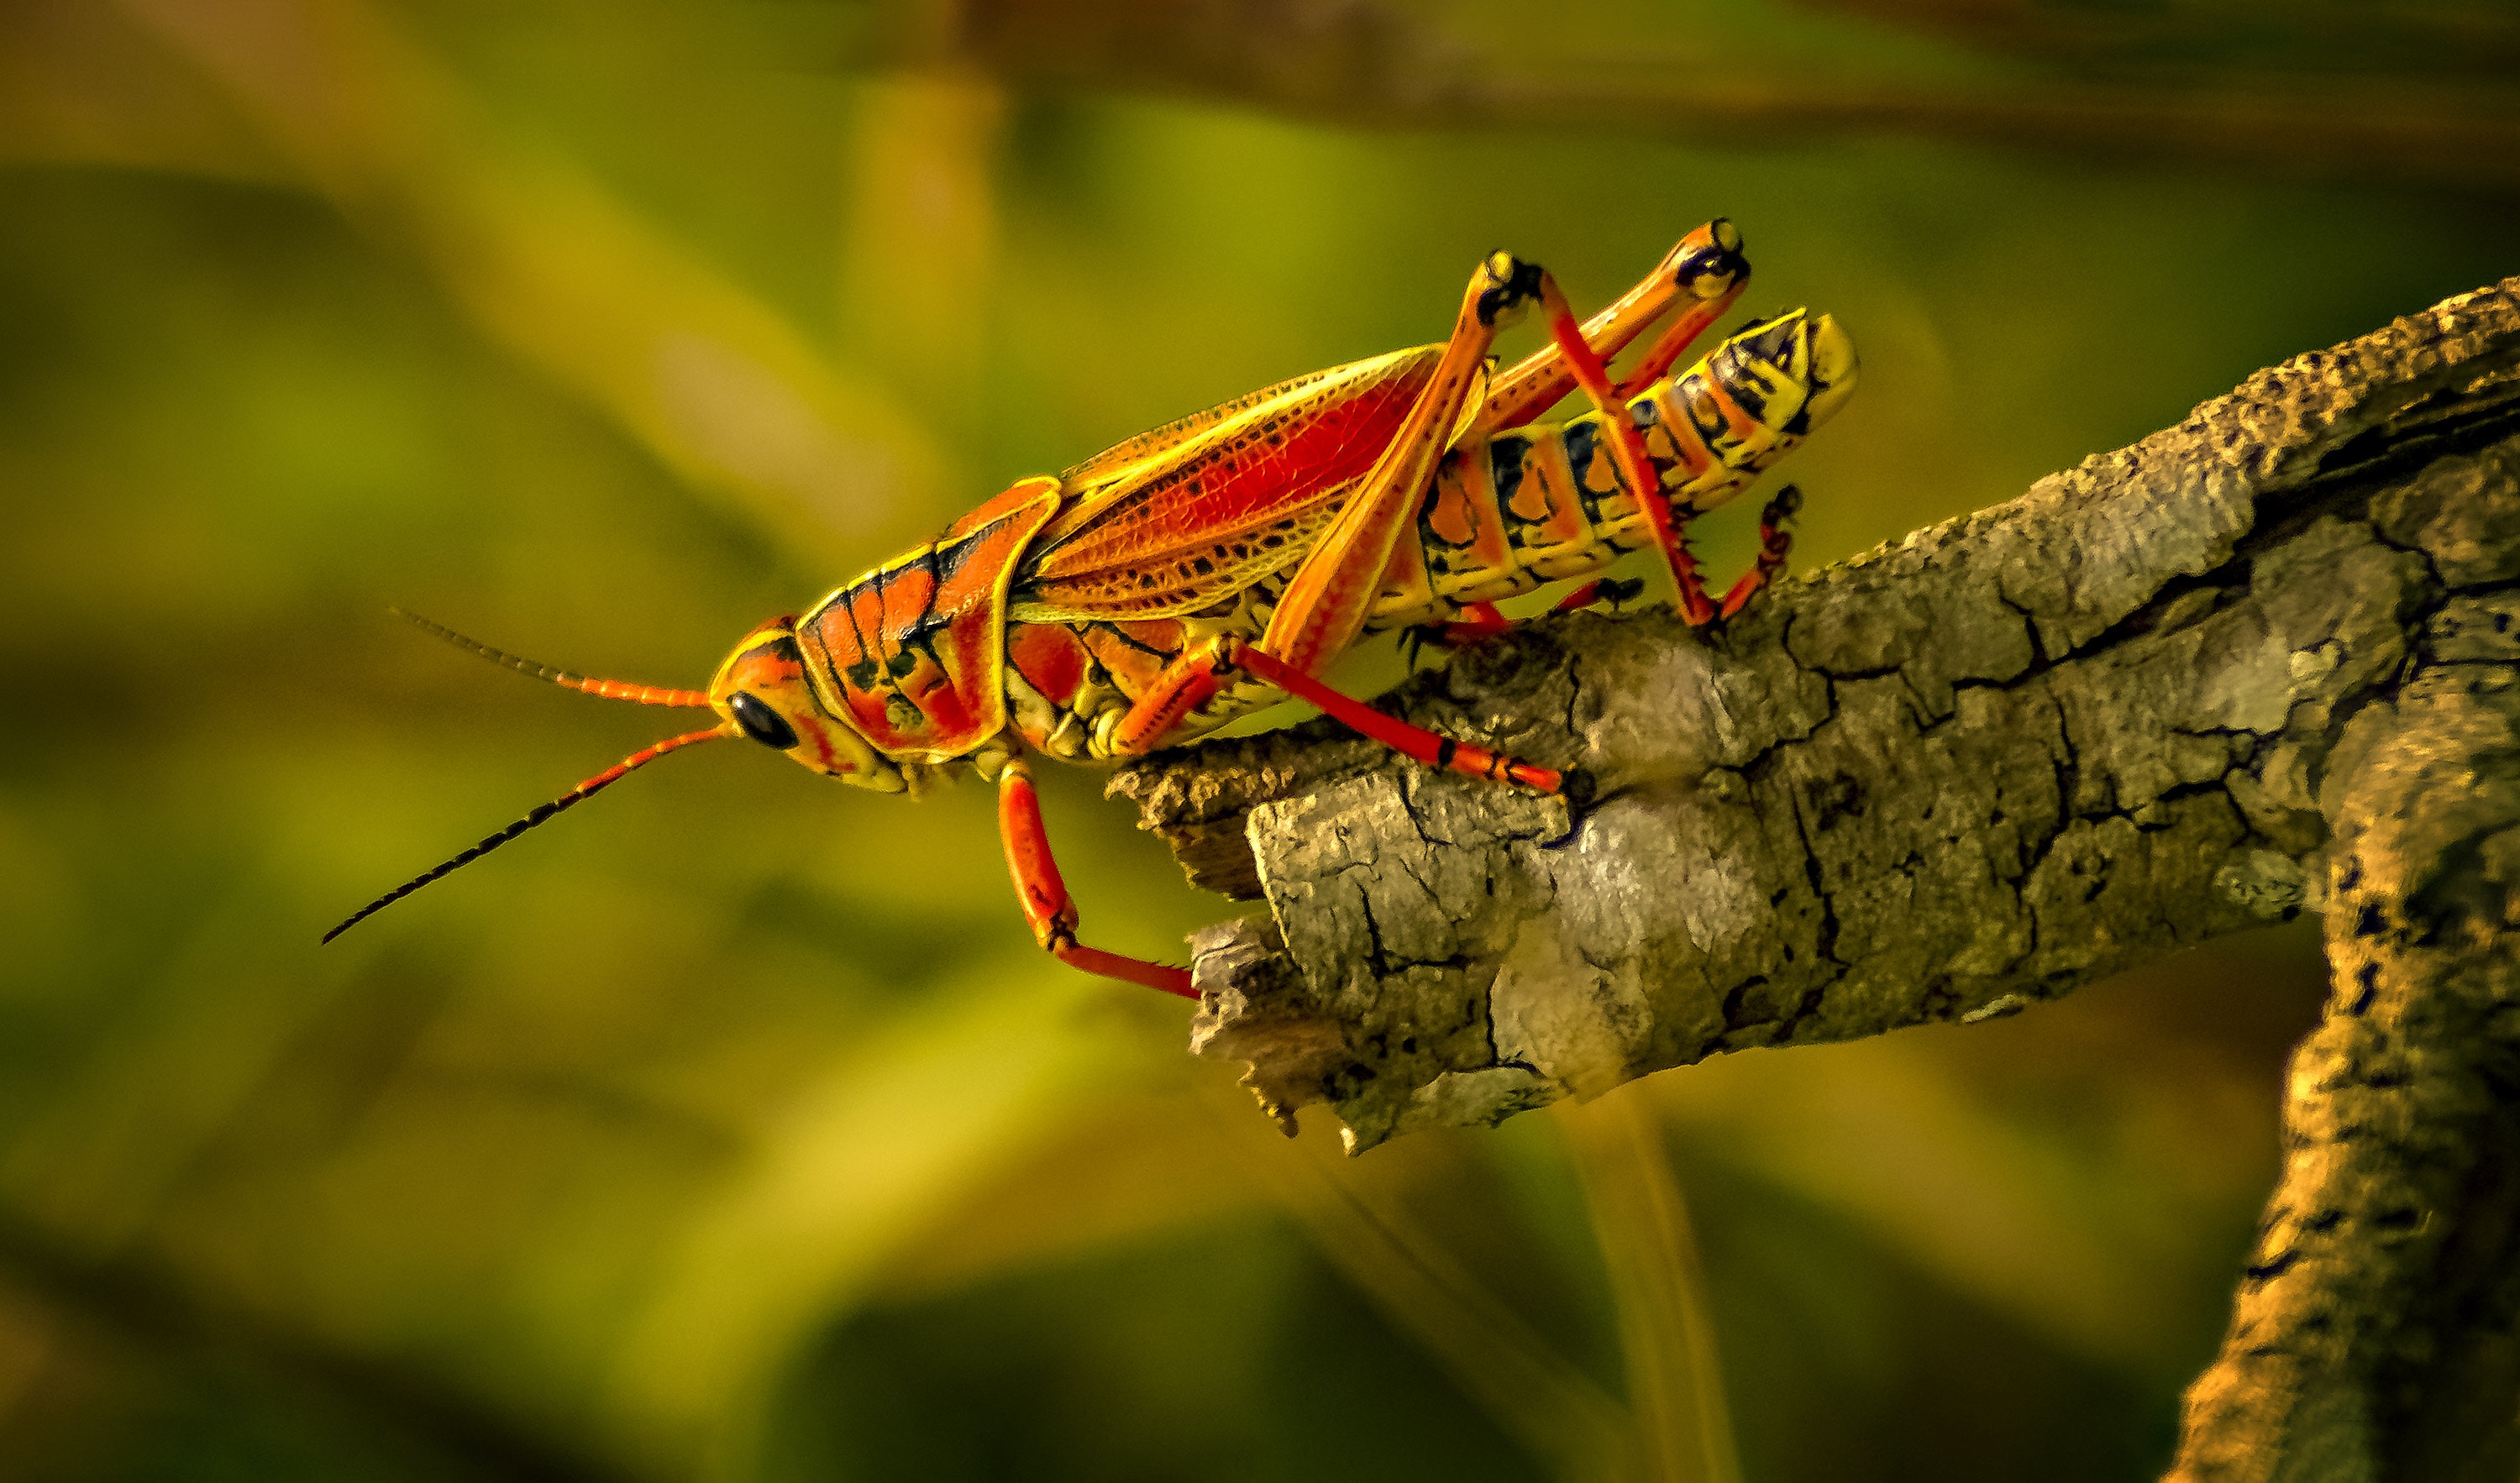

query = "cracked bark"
[{"left": 1110, "top": 277, "right": 2520, "bottom": 1478}]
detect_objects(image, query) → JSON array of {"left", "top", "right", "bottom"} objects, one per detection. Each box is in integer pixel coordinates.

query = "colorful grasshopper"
[{"left": 329, "top": 221, "right": 1856, "bottom": 998}]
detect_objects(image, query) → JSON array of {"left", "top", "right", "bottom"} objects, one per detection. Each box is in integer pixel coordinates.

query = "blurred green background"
[{"left": 0, "top": 1, "right": 2511, "bottom": 1479}]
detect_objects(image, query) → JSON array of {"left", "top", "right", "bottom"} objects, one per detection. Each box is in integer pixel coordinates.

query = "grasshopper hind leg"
[
  {"left": 1109, "top": 250, "right": 1582, "bottom": 803},
  {"left": 1718, "top": 483, "right": 1803, "bottom": 619}
]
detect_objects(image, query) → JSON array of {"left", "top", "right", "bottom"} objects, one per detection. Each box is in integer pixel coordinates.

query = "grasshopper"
[{"left": 331, "top": 221, "right": 1856, "bottom": 997}]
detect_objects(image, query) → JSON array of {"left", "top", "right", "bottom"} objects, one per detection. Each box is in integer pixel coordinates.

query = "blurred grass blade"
[
  {"left": 0, "top": 889, "right": 335, "bottom": 1256},
  {"left": 1558, "top": 1092, "right": 1740, "bottom": 1483},
  {"left": 838, "top": 71, "right": 1005, "bottom": 441},
  {"left": 1667, "top": 1044, "right": 2181, "bottom": 1368},
  {"left": 604, "top": 967, "right": 1131, "bottom": 1483},
  {"left": 114, "top": 0, "right": 946, "bottom": 566},
  {"left": 868, "top": 1091, "right": 1264, "bottom": 1306},
  {"left": 1205, "top": 1090, "right": 1634, "bottom": 1483}
]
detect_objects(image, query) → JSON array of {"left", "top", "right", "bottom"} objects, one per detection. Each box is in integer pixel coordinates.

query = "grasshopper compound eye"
[
  {"left": 705, "top": 618, "right": 900, "bottom": 789},
  {"left": 728, "top": 692, "right": 798, "bottom": 750}
]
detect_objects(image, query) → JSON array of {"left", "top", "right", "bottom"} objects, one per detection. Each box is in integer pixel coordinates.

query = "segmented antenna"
[
  {"left": 322, "top": 724, "right": 729, "bottom": 944},
  {"left": 392, "top": 609, "right": 714, "bottom": 708}
]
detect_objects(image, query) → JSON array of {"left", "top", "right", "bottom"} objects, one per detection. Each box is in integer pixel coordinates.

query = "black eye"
[{"left": 729, "top": 692, "right": 798, "bottom": 750}]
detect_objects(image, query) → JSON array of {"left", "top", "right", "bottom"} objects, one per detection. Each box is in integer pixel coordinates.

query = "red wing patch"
[
  {"left": 1012, "top": 346, "right": 1441, "bottom": 621},
  {"left": 795, "top": 485, "right": 1062, "bottom": 761}
]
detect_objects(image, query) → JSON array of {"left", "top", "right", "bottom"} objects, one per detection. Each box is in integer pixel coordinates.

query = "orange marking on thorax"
[{"left": 795, "top": 488, "right": 1061, "bottom": 762}]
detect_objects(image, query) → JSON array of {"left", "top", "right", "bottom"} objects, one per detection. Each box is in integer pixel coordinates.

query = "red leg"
[
  {"left": 1421, "top": 599, "right": 1512, "bottom": 649},
  {"left": 1547, "top": 576, "right": 1646, "bottom": 616},
  {"left": 1234, "top": 641, "right": 1563, "bottom": 791},
  {"left": 1471, "top": 219, "right": 1747, "bottom": 435},
  {"left": 1110, "top": 252, "right": 1572, "bottom": 794},
  {"left": 1420, "top": 579, "right": 1639, "bottom": 653},
  {"left": 1613, "top": 285, "right": 1743, "bottom": 401},
  {"left": 1116, "top": 637, "right": 1567, "bottom": 795},
  {"left": 1530, "top": 271, "right": 1718, "bottom": 626},
  {"left": 1257, "top": 252, "right": 1537, "bottom": 685},
  {"left": 1400, "top": 602, "right": 1508, "bottom": 668},
  {"left": 998, "top": 757, "right": 1195, "bottom": 998},
  {"left": 1718, "top": 484, "right": 1803, "bottom": 619}
]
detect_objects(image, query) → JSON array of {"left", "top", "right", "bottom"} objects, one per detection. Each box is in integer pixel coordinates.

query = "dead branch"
[
  {"left": 1113, "top": 277, "right": 2520, "bottom": 1476},
  {"left": 886, "top": 1, "right": 2520, "bottom": 195}
]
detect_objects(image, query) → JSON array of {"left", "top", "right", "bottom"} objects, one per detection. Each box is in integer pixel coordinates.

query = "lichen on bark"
[{"left": 1112, "top": 277, "right": 2520, "bottom": 1478}]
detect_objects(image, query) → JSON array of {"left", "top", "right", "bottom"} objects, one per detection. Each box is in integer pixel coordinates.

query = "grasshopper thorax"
[{"left": 708, "top": 618, "right": 904, "bottom": 792}]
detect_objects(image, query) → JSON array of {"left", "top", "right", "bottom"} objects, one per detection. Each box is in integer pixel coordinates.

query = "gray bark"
[{"left": 1110, "top": 277, "right": 2520, "bottom": 1476}]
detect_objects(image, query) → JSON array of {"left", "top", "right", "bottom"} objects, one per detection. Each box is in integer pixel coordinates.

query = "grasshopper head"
[{"left": 708, "top": 618, "right": 904, "bottom": 792}]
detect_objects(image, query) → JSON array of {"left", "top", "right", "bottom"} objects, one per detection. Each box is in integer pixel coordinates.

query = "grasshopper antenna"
[
  {"left": 323, "top": 724, "right": 732, "bottom": 944},
  {"left": 391, "top": 609, "right": 714, "bottom": 708}
]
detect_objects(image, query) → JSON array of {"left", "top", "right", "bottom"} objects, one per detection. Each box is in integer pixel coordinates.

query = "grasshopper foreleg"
[{"left": 998, "top": 757, "right": 1196, "bottom": 998}]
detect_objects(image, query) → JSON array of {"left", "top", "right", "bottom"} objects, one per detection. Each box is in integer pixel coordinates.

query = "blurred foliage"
[{"left": 0, "top": 1, "right": 2511, "bottom": 1479}]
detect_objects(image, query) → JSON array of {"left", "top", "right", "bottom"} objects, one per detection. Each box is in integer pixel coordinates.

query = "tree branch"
[
  {"left": 895, "top": 0, "right": 2520, "bottom": 195},
  {"left": 1112, "top": 276, "right": 2520, "bottom": 1474}
]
